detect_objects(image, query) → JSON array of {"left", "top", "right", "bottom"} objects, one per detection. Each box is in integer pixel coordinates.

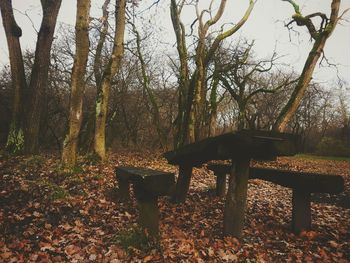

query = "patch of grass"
[
  {"left": 0, "top": 149, "right": 10, "bottom": 160},
  {"left": 50, "top": 184, "right": 69, "bottom": 200},
  {"left": 65, "top": 165, "right": 85, "bottom": 176},
  {"left": 294, "top": 154, "right": 350, "bottom": 162},
  {"left": 31, "top": 179, "right": 69, "bottom": 200},
  {"left": 53, "top": 165, "right": 85, "bottom": 178},
  {"left": 92, "top": 174, "right": 103, "bottom": 180},
  {"left": 113, "top": 228, "right": 153, "bottom": 252},
  {"left": 25, "top": 155, "right": 45, "bottom": 167},
  {"left": 82, "top": 152, "right": 101, "bottom": 165}
]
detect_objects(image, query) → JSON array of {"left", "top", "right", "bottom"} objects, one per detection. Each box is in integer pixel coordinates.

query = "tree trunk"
[
  {"left": 208, "top": 74, "right": 219, "bottom": 137},
  {"left": 93, "top": 0, "right": 126, "bottom": 160},
  {"left": 61, "top": 0, "right": 91, "bottom": 168},
  {"left": 273, "top": 37, "right": 327, "bottom": 132},
  {"left": 131, "top": 23, "right": 166, "bottom": 148},
  {"left": 273, "top": 0, "right": 341, "bottom": 132},
  {"left": 170, "top": 0, "right": 190, "bottom": 148},
  {"left": 24, "top": 0, "right": 62, "bottom": 154},
  {"left": 0, "top": 0, "right": 27, "bottom": 154}
]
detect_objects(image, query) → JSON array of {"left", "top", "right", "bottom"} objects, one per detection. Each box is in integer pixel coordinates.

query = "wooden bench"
[
  {"left": 207, "top": 163, "right": 345, "bottom": 233},
  {"left": 116, "top": 166, "right": 175, "bottom": 238}
]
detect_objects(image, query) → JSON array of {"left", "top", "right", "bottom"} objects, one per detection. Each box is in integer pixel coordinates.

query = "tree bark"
[
  {"left": 93, "top": 0, "right": 126, "bottom": 160},
  {"left": 170, "top": 0, "right": 190, "bottom": 148},
  {"left": 131, "top": 23, "right": 166, "bottom": 148},
  {"left": 273, "top": 0, "right": 341, "bottom": 132},
  {"left": 24, "top": 0, "right": 62, "bottom": 153},
  {"left": 0, "top": 0, "right": 27, "bottom": 154},
  {"left": 61, "top": 0, "right": 91, "bottom": 168},
  {"left": 171, "top": 0, "right": 255, "bottom": 146}
]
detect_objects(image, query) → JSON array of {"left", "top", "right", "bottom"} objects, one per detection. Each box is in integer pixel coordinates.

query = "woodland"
[{"left": 0, "top": 0, "right": 350, "bottom": 262}]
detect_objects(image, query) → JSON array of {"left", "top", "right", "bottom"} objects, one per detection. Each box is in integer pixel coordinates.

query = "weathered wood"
[
  {"left": 172, "top": 165, "right": 193, "bottom": 203},
  {"left": 292, "top": 189, "right": 311, "bottom": 233},
  {"left": 116, "top": 166, "right": 175, "bottom": 196},
  {"left": 133, "top": 183, "right": 160, "bottom": 238},
  {"left": 117, "top": 177, "right": 130, "bottom": 201},
  {"left": 208, "top": 163, "right": 345, "bottom": 234},
  {"left": 250, "top": 167, "right": 345, "bottom": 194},
  {"left": 164, "top": 130, "right": 298, "bottom": 204},
  {"left": 223, "top": 158, "right": 250, "bottom": 237},
  {"left": 163, "top": 130, "right": 299, "bottom": 238},
  {"left": 164, "top": 130, "right": 299, "bottom": 167},
  {"left": 216, "top": 173, "right": 226, "bottom": 197},
  {"left": 207, "top": 164, "right": 345, "bottom": 194},
  {"left": 115, "top": 166, "right": 175, "bottom": 238}
]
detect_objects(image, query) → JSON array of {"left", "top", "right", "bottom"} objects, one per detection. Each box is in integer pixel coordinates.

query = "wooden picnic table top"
[{"left": 164, "top": 129, "right": 299, "bottom": 166}]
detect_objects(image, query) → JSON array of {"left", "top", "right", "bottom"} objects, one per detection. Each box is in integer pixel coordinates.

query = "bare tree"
[
  {"left": 24, "top": 0, "right": 62, "bottom": 153},
  {"left": 61, "top": 0, "right": 91, "bottom": 168},
  {"left": 94, "top": 0, "right": 127, "bottom": 160},
  {"left": 217, "top": 41, "right": 298, "bottom": 130},
  {"left": 273, "top": 0, "right": 345, "bottom": 132},
  {"left": 170, "top": 0, "right": 255, "bottom": 147},
  {"left": 0, "top": 0, "right": 27, "bottom": 153}
]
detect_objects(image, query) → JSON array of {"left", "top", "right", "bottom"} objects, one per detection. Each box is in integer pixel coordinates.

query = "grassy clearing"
[{"left": 294, "top": 153, "right": 350, "bottom": 162}]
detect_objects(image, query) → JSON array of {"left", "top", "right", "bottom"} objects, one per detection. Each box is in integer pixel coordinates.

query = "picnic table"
[{"left": 163, "top": 129, "right": 299, "bottom": 237}]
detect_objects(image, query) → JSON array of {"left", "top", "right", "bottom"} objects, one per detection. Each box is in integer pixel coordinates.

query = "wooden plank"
[
  {"left": 116, "top": 166, "right": 175, "bottom": 196},
  {"left": 207, "top": 164, "right": 345, "bottom": 194},
  {"left": 172, "top": 165, "right": 193, "bottom": 203},
  {"left": 223, "top": 159, "right": 250, "bottom": 237},
  {"left": 250, "top": 167, "right": 345, "bottom": 194},
  {"left": 292, "top": 189, "right": 311, "bottom": 233},
  {"left": 164, "top": 130, "right": 299, "bottom": 166},
  {"left": 216, "top": 173, "right": 226, "bottom": 197}
]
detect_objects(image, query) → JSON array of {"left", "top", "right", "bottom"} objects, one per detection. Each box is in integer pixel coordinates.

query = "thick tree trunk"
[
  {"left": 61, "top": 0, "right": 91, "bottom": 168},
  {"left": 0, "top": 0, "right": 27, "bottom": 154},
  {"left": 93, "top": 0, "right": 126, "bottom": 160},
  {"left": 192, "top": 37, "right": 207, "bottom": 142},
  {"left": 24, "top": 0, "right": 62, "bottom": 154},
  {"left": 170, "top": 0, "right": 190, "bottom": 148}
]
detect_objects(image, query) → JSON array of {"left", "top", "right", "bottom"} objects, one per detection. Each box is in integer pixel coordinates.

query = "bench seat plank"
[
  {"left": 207, "top": 163, "right": 345, "bottom": 233},
  {"left": 207, "top": 164, "right": 345, "bottom": 194},
  {"left": 116, "top": 166, "right": 175, "bottom": 196}
]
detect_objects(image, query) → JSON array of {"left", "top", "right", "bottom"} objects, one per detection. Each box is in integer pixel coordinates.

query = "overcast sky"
[{"left": 1, "top": 0, "right": 349, "bottom": 86}]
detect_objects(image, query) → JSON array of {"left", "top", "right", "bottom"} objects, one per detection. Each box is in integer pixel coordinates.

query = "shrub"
[{"left": 316, "top": 137, "right": 350, "bottom": 157}]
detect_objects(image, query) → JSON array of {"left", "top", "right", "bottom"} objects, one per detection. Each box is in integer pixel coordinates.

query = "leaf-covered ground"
[{"left": 0, "top": 150, "right": 349, "bottom": 262}]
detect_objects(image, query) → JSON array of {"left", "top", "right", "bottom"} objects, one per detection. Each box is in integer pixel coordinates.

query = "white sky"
[{"left": 0, "top": 0, "right": 350, "bottom": 86}]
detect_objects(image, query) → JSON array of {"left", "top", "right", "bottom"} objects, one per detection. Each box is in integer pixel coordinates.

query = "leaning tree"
[{"left": 273, "top": 0, "right": 346, "bottom": 132}]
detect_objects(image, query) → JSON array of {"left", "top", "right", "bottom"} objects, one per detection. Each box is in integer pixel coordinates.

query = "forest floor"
[{"left": 0, "top": 149, "right": 349, "bottom": 262}]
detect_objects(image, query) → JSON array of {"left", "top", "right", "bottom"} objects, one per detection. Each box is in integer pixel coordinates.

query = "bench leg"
[
  {"left": 135, "top": 194, "right": 160, "bottom": 239},
  {"left": 292, "top": 189, "right": 311, "bottom": 233},
  {"left": 216, "top": 173, "right": 227, "bottom": 197},
  {"left": 118, "top": 178, "right": 130, "bottom": 201},
  {"left": 172, "top": 165, "right": 193, "bottom": 203}
]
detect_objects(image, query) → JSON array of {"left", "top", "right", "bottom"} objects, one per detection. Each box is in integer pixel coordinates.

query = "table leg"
[
  {"left": 118, "top": 177, "right": 130, "bottom": 201},
  {"left": 292, "top": 189, "right": 311, "bottom": 233},
  {"left": 216, "top": 173, "right": 227, "bottom": 197},
  {"left": 223, "top": 157, "right": 250, "bottom": 237},
  {"left": 172, "top": 165, "right": 193, "bottom": 203}
]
